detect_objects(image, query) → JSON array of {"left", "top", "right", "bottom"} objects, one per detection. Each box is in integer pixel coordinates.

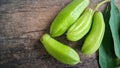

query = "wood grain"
[{"left": 0, "top": 0, "right": 120, "bottom": 68}]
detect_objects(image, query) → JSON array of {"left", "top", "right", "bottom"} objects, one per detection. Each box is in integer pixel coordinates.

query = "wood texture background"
[{"left": 0, "top": 0, "right": 120, "bottom": 68}]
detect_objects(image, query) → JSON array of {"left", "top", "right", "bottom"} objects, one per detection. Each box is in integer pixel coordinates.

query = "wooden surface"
[{"left": 0, "top": 0, "right": 120, "bottom": 68}]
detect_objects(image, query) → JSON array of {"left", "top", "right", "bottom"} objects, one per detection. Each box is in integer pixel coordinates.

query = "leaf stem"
[{"left": 94, "top": 0, "right": 110, "bottom": 11}]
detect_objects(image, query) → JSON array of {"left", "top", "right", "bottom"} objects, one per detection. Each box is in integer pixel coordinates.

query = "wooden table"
[{"left": 0, "top": 0, "right": 120, "bottom": 68}]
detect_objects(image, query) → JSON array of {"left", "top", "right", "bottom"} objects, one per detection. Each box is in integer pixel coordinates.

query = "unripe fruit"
[
  {"left": 40, "top": 34, "right": 80, "bottom": 65},
  {"left": 67, "top": 8, "right": 94, "bottom": 41},
  {"left": 81, "top": 11, "right": 105, "bottom": 55},
  {"left": 50, "top": 0, "right": 90, "bottom": 37}
]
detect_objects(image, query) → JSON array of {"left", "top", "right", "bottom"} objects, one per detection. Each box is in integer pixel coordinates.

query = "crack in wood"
[
  {"left": 0, "top": 29, "right": 47, "bottom": 40},
  {"left": 21, "top": 29, "right": 47, "bottom": 35}
]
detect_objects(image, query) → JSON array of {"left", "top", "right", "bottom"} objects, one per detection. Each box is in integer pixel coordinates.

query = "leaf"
[
  {"left": 110, "top": 0, "right": 120, "bottom": 58},
  {"left": 99, "top": 3, "right": 117, "bottom": 68},
  {"left": 117, "top": 66, "right": 120, "bottom": 68}
]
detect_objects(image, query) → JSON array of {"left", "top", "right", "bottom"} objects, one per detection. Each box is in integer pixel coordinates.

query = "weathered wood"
[{"left": 0, "top": 0, "right": 120, "bottom": 68}]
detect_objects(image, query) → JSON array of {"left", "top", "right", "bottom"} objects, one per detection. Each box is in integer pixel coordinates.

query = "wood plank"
[{"left": 0, "top": 0, "right": 119, "bottom": 68}]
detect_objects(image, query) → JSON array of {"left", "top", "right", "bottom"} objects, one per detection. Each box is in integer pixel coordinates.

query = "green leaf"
[
  {"left": 110, "top": 0, "right": 120, "bottom": 58},
  {"left": 99, "top": 3, "right": 117, "bottom": 68}
]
